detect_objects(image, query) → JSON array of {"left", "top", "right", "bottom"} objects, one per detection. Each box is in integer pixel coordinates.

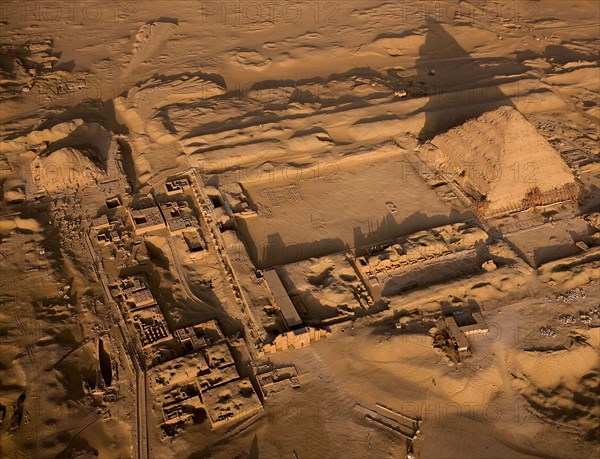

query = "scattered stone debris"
[
  {"left": 555, "top": 288, "right": 586, "bottom": 302},
  {"left": 579, "top": 313, "right": 592, "bottom": 325},
  {"left": 555, "top": 307, "right": 598, "bottom": 327},
  {"left": 589, "top": 308, "right": 600, "bottom": 321},
  {"left": 539, "top": 326, "right": 557, "bottom": 338},
  {"left": 559, "top": 314, "right": 576, "bottom": 325}
]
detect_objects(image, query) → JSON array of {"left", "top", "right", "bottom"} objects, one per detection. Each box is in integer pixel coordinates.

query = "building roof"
[
  {"left": 129, "top": 206, "right": 166, "bottom": 232},
  {"left": 92, "top": 214, "right": 110, "bottom": 229},
  {"left": 263, "top": 270, "right": 303, "bottom": 330},
  {"left": 444, "top": 316, "right": 469, "bottom": 351}
]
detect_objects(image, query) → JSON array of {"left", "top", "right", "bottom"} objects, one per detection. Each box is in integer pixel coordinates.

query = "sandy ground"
[
  {"left": 1, "top": 1, "right": 599, "bottom": 458},
  {"left": 239, "top": 151, "right": 464, "bottom": 267},
  {"left": 177, "top": 292, "right": 599, "bottom": 459}
]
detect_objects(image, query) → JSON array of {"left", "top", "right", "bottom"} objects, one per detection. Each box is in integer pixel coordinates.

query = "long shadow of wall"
[
  {"left": 258, "top": 233, "right": 348, "bottom": 269},
  {"left": 353, "top": 209, "right": 469, "bottom": 255}
]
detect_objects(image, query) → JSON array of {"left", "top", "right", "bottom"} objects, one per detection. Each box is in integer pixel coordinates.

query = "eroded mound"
[
  {"left": 31, "top": 146, "right": 104, "bottom": 193},
  {"left": 510, "top": 328, "right": 600, "bottom": 440}
]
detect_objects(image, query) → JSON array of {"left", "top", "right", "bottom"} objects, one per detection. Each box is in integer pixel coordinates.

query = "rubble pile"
[
  {"left": 539, "top": 326, "right": 557, "bottom": 338},
  {"left": 555, "top": 288, "right": 586, "bottom": 303}
]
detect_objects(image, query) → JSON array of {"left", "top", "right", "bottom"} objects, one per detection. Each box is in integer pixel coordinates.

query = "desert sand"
[{"left": 1, "top": 1, "right": 599, "bottom": 458}]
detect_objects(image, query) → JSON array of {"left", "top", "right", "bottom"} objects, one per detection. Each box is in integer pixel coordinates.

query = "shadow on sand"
[{"left": 415, "top": 16, "right": 518, "bottom": 140}]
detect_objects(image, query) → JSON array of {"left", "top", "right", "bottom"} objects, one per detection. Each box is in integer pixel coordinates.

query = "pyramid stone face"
[{"left": 430, "top": 106, "right": 579, "bottom": 217}]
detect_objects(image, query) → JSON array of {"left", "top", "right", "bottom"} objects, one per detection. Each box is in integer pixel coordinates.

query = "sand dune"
[{"left": 1, "top": 1, "right": 599, "bottom": 458}]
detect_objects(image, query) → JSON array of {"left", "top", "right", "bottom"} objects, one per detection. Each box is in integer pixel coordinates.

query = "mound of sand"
[
  {"left": 123, "top": 19, "right": 179, "bottom": 77},
  {"left": 510, "top": 328, "right": 600, "bottom": 440},
  {"left": 0, "top": 217, "right": 41, "bottom": 235},
  {"left": 47, "top": 122, "right": 112, "bottom": 162},
  {"left": 191, "top": 140, "right": 285, "bottom": 172},
  {"left": 0, "top": 39, "right": 59, "bottom": 97},
  {"left": 370, "top": 34, "right": 425, "bottom": 57},
  {"left": 229, "top": 49, "right": 271, "bottom": 69},
  {"left": 113, "top": 73, "right": 227, "bottom": 183},
  {"left": 4, "top": 120, "right": 118, "bottom": 198},
  {"left": 429, "top": 106, "right": 579, "bottom": 216},
  {"left": 115, "top": 74, "right": 226, "bottom": 138},
  {"left": 133, "top": 21, "right": 177, "bottom": 55},
  {"left": 1, "top": 119, "right": 84, "bottom": 152},
  {"left": 278, "top": 254, "right": 364, "bottom": 322},
  {"left": 285, "top": 131, "right": 333, "bottom": 152},
  {"left": 30, "top": 146, "right": 105, "bottom": 193}
]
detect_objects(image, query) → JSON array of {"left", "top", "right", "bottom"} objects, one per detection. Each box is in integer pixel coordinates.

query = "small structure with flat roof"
[
  {"left": 257, "top": 365, "right": 300, "bottom": 398},
  {"left": 443, "top": 316, "right": 470, "bottom": 353},
  {"left": 174, "top": 327, "right": 207, "bottom": 352},
  {"left": 173, "top": 320, "right": 225, "bottom": 352},
  {"left": 128, "top": 206, "right": 166, "bottom": 235},
  {"left": 162, "top": 395, "right": 203, "bottom": 425},
  {"left": 442, "top": 309, "right": 488, "bottom": 354},
  {"left": 165, "top": 177, "right": 190, "bottom": 195},
  {"left": 91, "top": 214, "right": 110, "bottom": 230},
  {"left": 197, "top": 364, "right": 239, "bottom": 390},
  {"left": 183, "top": 229, "right": 205, "bottom": 259},
  {"left": 203, "top": 342, "right": 235, "bottom": 369},
  {"left": 262, "top": 269, "right": 303, "bottom": 330}
]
